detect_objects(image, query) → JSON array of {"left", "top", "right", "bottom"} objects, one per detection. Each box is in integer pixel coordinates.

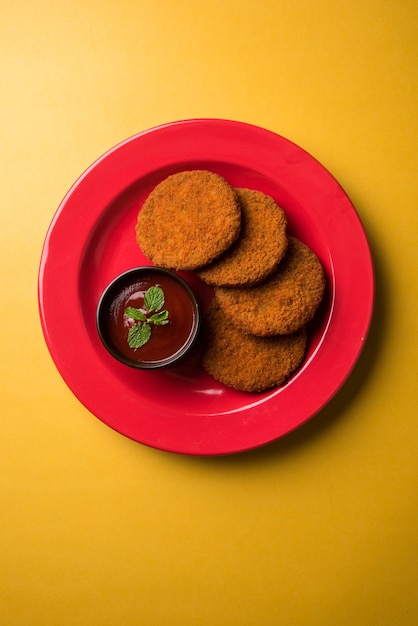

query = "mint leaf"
[
  {"left": 127, "top": 322, "right": 151, "bottom": 348},
  {"left": 124, "top": 285, "right": 169, "bottom": 349},
  {"left": 125, "top": 306, "right": 147, "bottom": 321},
  {"left": 148, "top": 310, "right": 169, "bottom": 325},
  {"left": 144, "top": 286, "right": 164, "bottom": 313}
]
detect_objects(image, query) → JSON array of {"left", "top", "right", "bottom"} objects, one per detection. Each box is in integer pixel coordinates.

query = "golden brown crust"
[
  {"left": 201, "top": 300, "right": 307, "bottom": 392},
  {"left": 135, "top": 170, "right": 241, "bottom": 270},
  {"left": 214, "top": 237, "right": 326, "bottom": 335},
  {"left": 196, "top": 188, "right": 288, "bottom": 286}
]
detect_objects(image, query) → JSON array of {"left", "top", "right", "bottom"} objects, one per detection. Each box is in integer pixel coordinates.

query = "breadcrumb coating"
[
  {"left": 136, "top": 170, "right": 241, "bottom": 270},
  {"left": 215, "top": 237, "right": 326, "bottom": 335},
  {"left": 201, "top": 300, "right": 307, "bottom": 392},
  {"left": 197, "top": 188, "right": 288, "bottom": 286}
]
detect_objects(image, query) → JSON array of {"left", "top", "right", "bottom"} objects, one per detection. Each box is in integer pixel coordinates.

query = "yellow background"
[{"left": 2, "top": 1, "right": 418, "bottom": 624}]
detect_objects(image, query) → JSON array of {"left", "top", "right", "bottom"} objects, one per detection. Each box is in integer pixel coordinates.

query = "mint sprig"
[{"left": 125, "top": 286, "right": 169, "bottom": 349}]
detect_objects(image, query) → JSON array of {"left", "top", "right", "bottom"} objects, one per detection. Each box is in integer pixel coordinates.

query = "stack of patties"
[
  {"left": 195, "top": 187, "right": 326, "bottom": 393},
  {"left": 135, "top": 170, "right": 326, "bottom": 393}
]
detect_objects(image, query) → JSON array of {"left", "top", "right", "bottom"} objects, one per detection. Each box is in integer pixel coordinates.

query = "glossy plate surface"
[{"left": 38, "top": 119, "right": 374, "bottom": 455}]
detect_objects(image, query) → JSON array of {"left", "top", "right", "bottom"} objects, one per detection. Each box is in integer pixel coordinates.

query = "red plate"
[{"left": 38, "top": 119, "right": 374, "bottom": 455}]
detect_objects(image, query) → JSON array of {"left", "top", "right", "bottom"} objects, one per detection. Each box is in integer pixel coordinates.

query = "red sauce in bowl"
[{"left": 97, "top": 267, "right": 200, "bottom": 368}]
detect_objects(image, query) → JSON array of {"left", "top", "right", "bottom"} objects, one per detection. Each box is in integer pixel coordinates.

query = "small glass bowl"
[{"left": 96, "top": 266, "right": 201, "bottom": 369}]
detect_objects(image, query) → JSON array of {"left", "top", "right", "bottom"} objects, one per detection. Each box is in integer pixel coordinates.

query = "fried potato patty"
[
  {"left": 201, "top": 300, "right": 307, "bottom": 392},
  {"left": 215, "top": 237, "right": 326, "bottom": 335},
  {"left": 135, "top": 170, "right": 241, "bottom": 270},
  {"left": 196, "top": 188, "right": 288, "bottom": 286}
]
